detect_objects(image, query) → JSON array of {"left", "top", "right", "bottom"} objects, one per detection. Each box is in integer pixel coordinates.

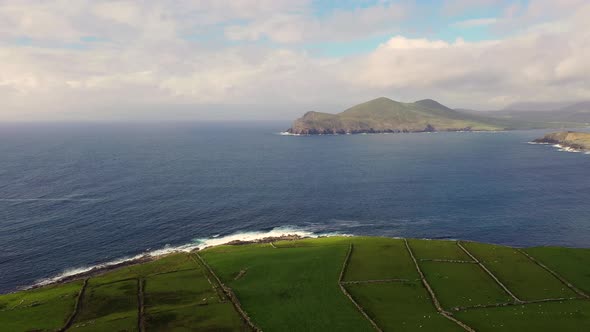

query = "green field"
[
  {"left": 461, "top": 242, "right": 577, "bottom": 301},
  {"left": 72, "top": 279, "right": 137, "bottom": 331},
  {"left": 420, "top": 262, "right": 512, "bottom": 309},
  {"left": 525, "top": 247, "right": 590, "bottom": 294},
  {"left": 2, "top": 236, "right": 590, "bottom": 331},
  {"left": 144, "top": 266, "right": 246, "bottom": 331},
  {"left": 344, "top": 237, "right": 419, "bottom": 281},
  {"left": 346, "top": 282, "right": 461, "bottom": 331},
  {"left": 408, "top": 239, "right": 471, "bottom": 261},
  {"left": 0, "top": 280, "right": 83, "bottom": 331},
  {"left": 200, "top": 239, "right": 374, "bottom": 331},
  {"left": 456, "top": 300, "right": 590, "bottom": 331}
]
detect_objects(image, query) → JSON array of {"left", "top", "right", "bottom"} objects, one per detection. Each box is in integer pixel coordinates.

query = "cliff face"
[
  {"left": 286, "top": 97, "right": 504, "bottom": 135},
  {"left": 533, "top": 131, "right": 590, "bottom": 150}
]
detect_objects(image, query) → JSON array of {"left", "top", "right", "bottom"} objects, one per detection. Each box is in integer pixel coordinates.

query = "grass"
[
  {"left": 0, "top": 280, "right": 83, "bottom": 331},
  {"left": 408, "top": 239, "right": 471, "bottom": 261},
  {"left": 146, "top": 302, "right": 247, "bottom": 332},
  {"left": 420, "top": 261, "right": 512, "bottom": 309},
  {"left": 272, "top": 236, "right": 352, "bottom": 248},
  {"left": 90, "top": 254, "right": 197, "bottom": 285},
  {"left": 73, "top": 279, "right": 138, "bottom": 330},
  {"left": 70, "top": 315, "right": 137, "bottom": 331},
  {"left": 461, "top": 242, "right": 577, "bottom": 301},
  {"left": 456, "top": 300, "right": 590, "bottom": 331},
  {"left": 2, "top": 237, "right": 590, "bottom": 331},
  {"left": 201, "top": 240, "right": 374, "bottom": 331},
  {"left": 346, "top": 282, "right": 462, "bottom": 331},
  {"left": 525, "top": 247, "right": 590, "bottom": 294},
  {"left": 144, "top": 266, "right": 247, "bottom": 331},
  {"left": 344, "top": 237, "right": 419, "bottom": 281}
]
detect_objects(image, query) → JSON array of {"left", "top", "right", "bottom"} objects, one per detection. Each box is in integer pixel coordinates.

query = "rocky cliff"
[{"left": 533, "top": 131, "right": 590, "bottom": 151}]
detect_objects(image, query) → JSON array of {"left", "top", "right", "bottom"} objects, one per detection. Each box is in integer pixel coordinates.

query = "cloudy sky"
[{"left": 1, "top": 0, "right": 589, "bottom": 121}]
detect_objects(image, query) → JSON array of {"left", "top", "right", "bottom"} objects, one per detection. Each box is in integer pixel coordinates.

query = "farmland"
[{"left": 1, "top": 236, "right": 589, "bottom": 331}]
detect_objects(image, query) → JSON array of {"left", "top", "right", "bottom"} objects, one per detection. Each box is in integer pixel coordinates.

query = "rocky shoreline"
[
  {"left": 22, "top": 234, "right": 309, "bottom": 292},
  {"left": 222, "top": 234, "right": 305, "bottom": 246},
  {"left": 286, "top": 126, "right": 476, "bottom": 135},
  {"left": 533, "top": 131, "right": 590, "bottom": 151}
]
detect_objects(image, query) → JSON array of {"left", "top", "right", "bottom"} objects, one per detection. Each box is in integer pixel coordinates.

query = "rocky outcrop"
[{"left": 533, "top": 131, "right": 590, "bottom": 151}]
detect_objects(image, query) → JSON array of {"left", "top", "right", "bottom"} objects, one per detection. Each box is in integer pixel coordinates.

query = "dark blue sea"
[{"left": 1, "top": 122, "right": 589, "bottom": 293}]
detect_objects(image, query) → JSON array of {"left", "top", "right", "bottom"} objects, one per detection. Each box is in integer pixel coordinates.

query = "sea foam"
[{"left": 553, "top": 144, "right": 583, "bottom": 153}]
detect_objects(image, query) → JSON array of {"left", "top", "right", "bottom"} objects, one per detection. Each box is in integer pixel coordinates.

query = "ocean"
[{"left": 0, "top": 122, "right": 589, "bottom": 293}]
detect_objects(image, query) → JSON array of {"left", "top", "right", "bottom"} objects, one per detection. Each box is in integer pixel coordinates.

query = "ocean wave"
[
  {"left": 30, "top": 226, "right": 344, "bottom": 289},
  {"left": 278, "top": 132, "right": 301, "bottom": 136},
  {"left": 529, "top": 142, "right": 587, "bottom": 154},
  {"left": 553, "top": 144, "right": 583, "bottom": 153}
]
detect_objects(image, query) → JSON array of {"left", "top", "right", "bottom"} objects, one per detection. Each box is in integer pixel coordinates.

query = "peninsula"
[
  {"left": 533, "top": 131, "right": 590, "bottom": 151},
  {"left": 285, "top": 97, "right": 584, "bottom": 135}
]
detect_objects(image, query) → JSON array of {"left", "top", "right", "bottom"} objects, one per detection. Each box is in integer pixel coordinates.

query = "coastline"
[
  {"left": 279, "top": 129, "right": 507, "bottom": 136},
  {"left": 25, "top": 234, "right": 307, "bottom": 292},
  {"left": 10, "top": 231, "right": 590, "bottom": 295},
  {"left": 15, "top": 229, "right": 324, "bottom": 294},
  {"left": 532, "top": 131, "right": 590, "bottom": 154}
]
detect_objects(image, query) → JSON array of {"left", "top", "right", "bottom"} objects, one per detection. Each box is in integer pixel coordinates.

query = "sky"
[{"left": 1, "top": 0, "right": 589, "bottom": 121}]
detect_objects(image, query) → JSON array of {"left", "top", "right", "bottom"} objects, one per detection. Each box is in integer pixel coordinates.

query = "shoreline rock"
[{"left": 533, "top": 131, "right": 590, "bottom": 151}]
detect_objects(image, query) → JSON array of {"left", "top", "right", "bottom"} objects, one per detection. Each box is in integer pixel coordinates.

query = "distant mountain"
[
  {"left": 285, "top": 97, "right": 566, "bottom": 135},
  {"left": 472, "top": 101, "right": 590, "bottom": 125},
  {"left": 503, "top": 101, "right": 575, "bottom": 112}
]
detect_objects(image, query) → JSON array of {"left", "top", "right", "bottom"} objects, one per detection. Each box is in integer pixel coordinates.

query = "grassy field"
[
  {"left": 420, "top": 262, "right": 512, "bottom": 309},
  {"left": 72, "top": 279, "right": 138, "bottom": 331},
  {"left": 525, "top": 247, "right": 590, "bottom": 294},
  {"left": 0, "top": 280, "right": 83, "bottom": 331},
  {"left": 456, "top": 300, "right": 590, "bottom": 331},
  {"left": 2, "top": 237, "right": 590, "bottom": 331},
  {"left": 144, "top": 266, "right": 247, "bottom": 331},
  {"left": 346, "top": 282, "right": 461, "bottom": 331},
  {"left": 200, "top": 239, "right": 374, "bottom": 331},
  {"left": 408, "top": 239, "right": 471, "bottom": 261},
  {"left": 461, "top": 242, "right": 577, "bottom": 301},
  {"left": 344, "top": 237, "right": 419, "bottom": 281}
]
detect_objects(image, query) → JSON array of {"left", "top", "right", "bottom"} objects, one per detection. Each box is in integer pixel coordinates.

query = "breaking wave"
[{"left": 553, "top": 144, "right": 583, "bottom": 153}]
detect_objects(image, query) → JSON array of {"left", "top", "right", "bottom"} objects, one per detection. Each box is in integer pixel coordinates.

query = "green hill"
[
  {"left": 287, "top": 97, "right": 504, "bottom": 135},
  {"left": 2, "top": 236, "right": 590, "bottom": 331},
  {"left": 286, "top": 97, "right": 586, "bottom": 135}
]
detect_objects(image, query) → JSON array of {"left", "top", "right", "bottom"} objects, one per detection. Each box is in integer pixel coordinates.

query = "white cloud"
[
  {"left": 225, "top": 2, "right": 408, "bottom": 43},
  {"left": 0, "top": 1, "right": 590, "bottom": 120},
  {"left": 350, "top": 5, "right": 590, "bottom": 107}
]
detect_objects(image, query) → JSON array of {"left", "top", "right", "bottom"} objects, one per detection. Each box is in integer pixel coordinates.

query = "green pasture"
[
  {"left": 1, "top": 237, "right": 590, "bottom": 331},
  {"left": 461, "top": 242, "right": 577, "bottom": 300},
  {"left": 420, "top": 261, "right": 512, "bottom": 308}
]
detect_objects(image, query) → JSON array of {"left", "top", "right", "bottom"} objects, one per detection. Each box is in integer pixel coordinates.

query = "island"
[
  {"left": 533, "top": 131, "right": 590, "bottom": 151},
  {"left": 2, "top": 236, "right": 590, "bottom": 331},
  {"left": 285, "top": 97, "right": 585, "bottom": 135}
]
